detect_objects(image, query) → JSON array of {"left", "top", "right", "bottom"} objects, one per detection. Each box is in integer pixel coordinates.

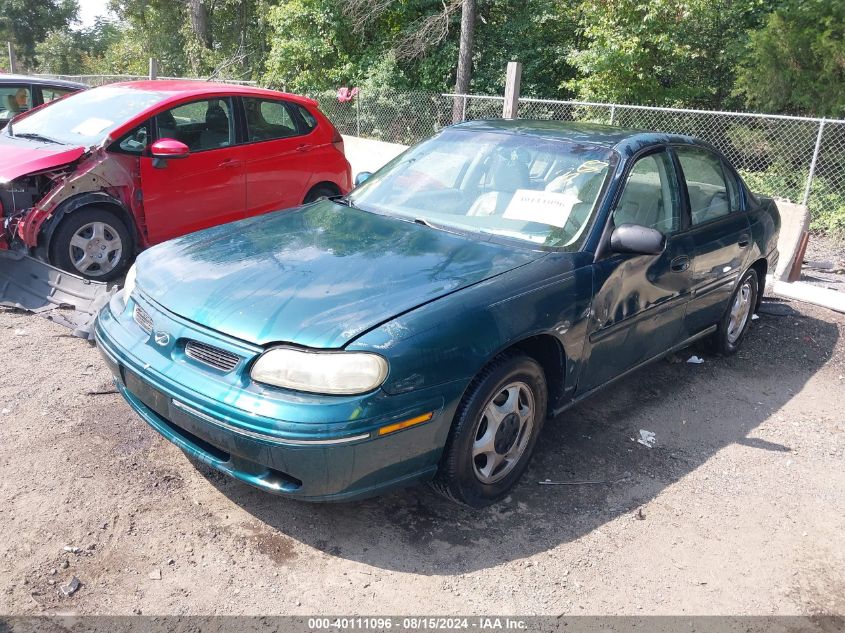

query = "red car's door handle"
[
  {"left": 218, "top": 159, "right": 243, "bottom": 168},
  {"left": 738, "top": 234, "right": 751, "bottom": 248},
  {"left": 296, "top": 144, "right": 313, "bottom": 152}
]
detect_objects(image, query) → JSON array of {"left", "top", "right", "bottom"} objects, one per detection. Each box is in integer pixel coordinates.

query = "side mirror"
[
  {"left": 354, "top": 171, "right": 373, "bottom": 187},
  {"left": 610, "top": 223, "right": 665, "bottom": 255},
  {"left": 150, "top": 138, "right": 190, "bottom": 159}
]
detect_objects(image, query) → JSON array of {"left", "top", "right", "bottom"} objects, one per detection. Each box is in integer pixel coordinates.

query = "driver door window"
[
  {"left": 155, "top": 98, "right": 234, "bottom": 152},
  {"left": 613, "top": 152, "right": 680, "bottom": 234}
]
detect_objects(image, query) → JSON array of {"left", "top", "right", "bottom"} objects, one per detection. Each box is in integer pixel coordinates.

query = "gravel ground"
[{"left": 1, "top": 297, "right": 844, "bottom": 617}]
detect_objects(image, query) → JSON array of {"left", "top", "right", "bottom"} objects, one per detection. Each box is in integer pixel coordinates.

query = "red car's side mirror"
[{"left": 150, "top": 138, "right": 190, "bottom": 159}]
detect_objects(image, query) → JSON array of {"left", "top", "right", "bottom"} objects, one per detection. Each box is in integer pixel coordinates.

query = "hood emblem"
[{"left": 153, "top": 331, "right": 171, "bottom": 346}]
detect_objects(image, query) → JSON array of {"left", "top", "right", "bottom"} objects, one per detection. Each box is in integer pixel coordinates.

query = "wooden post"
[
  {"left": 502, "top": 61, "right": 522, "bottom": 119},
  {"left": 7, "top": 42, "right": 17, "bottom": 74},
  {"left": 148, "top": 58, "right": 159, "bottom": 80}
]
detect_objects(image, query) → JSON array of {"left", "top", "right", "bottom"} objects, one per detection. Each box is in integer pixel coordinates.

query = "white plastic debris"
[
  {"left": 752, "top": 314, "right": 760, "bottom": 321},
  {"left": 148, "top": 568, "right": 161, "bottom": 580},
  {"left": 686, "top": 355, "right": 704, "bottom": 364},
  {"left": 637, "top": 430, "right": 657, "bottom": 448}
]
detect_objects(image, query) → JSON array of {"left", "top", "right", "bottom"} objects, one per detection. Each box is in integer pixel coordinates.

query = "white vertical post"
[
  {"left": 461, "top": 95, "right": 467, "bottom": 121},
  {"left": 7, "top": 42, "right": 17, "bottom": 74},
  {"left": 803, "top": 119, "right": 826, "bottom": 205},
  {"left": 610, "top": 104, "right": 616, "bottom": 125},
  {"left": 148, "top": 58, "right": 159, "bottom": 80},
  {"left": 502, "top": 61, "right": 522, "bottom": 119}
]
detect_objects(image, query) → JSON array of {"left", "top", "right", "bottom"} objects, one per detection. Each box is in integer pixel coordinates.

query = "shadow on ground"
[{"left": 198, "top": 302, "right": 838, "bottom": 575}]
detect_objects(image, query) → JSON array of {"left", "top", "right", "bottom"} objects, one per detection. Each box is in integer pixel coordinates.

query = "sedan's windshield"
[
  {"left": 4, "top": 86, "right": 166, "bottom": 147},
  {"left": 349, "top": 129, "right": 616, "bottom": 249}
]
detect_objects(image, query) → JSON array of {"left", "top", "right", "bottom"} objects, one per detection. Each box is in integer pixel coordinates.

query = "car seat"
[
  {"left": 467, "top": 152, "right": 531, "bottom": 216},
  {"left": 156, "top": 110, "right": 179, "bottom": 141},
  {"left": 200, "top": 102, "right": 231, "bottom": 149}
]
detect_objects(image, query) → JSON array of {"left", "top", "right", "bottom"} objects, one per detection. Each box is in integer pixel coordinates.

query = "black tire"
[
  {"left": 431, "top": 354, "right": 547, "bottom": 508},
  {"left": 708, "top": 268, "right": 759, "bottom": 356},
  {"left": 49, "top": 206, "right": 133, "bottom": 282},
  {"left": 303, "top": 184, "right": 339, "bottom": 204}
]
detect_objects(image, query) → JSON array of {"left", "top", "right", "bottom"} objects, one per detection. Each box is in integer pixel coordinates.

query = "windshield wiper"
[{"left": 12, "top": 132, "right": 65, "bottom": 145}]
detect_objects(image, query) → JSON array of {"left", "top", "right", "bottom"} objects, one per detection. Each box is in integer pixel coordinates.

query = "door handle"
[
  {"left": 296, "top": 144, "right": 313, "bottom": 152},
  {"left": 670, "top": 255, "right": 690, "bottom": 272},
  {"left": 738, "top": 234, "right": 751, "bottom": 248},
  {"left": 218, "top": 159, "right": 243, "bottom": 168}
]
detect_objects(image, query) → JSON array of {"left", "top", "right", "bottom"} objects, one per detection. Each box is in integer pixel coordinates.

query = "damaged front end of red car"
[{"left": 0, "top": 144, "right": 140, "bottom": 338}]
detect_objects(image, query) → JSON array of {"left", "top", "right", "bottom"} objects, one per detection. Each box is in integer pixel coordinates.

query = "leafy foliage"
[
  {"left": 735, "top": 0, "right": 845, "bottom": 118},
  {"left": 0, "top": 0, "right": 78, "bottom": 66}
]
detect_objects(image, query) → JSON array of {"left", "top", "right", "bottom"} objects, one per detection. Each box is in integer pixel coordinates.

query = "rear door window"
[
  {"left": 676, "top": 147, "right": 734, "bottom": 225},
  {"left": 40, "top": 86, "right": 76, "bottom": 103},
  {"left": 243, "top": 98, "right": 300, "bottom": 141},
  {"left": 0, "top": 85, "right": 32, "bottom": 121}
]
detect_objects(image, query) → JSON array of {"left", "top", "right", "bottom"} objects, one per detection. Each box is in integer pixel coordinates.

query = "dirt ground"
[{"left": 1, "top": 297, "right": 844, "bottom": 618}]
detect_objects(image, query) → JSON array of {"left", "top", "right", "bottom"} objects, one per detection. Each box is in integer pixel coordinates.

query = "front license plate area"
[{"left": 124, "top": 370, "right": 169, "bottom": 419}]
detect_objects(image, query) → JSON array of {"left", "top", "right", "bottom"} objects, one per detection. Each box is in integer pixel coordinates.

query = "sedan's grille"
[
  {"left": 184, "top": 340, "right": 240, "bottom": 372},
  {"left": 133, "top": 304, "right": 153, "bottom": 334}
]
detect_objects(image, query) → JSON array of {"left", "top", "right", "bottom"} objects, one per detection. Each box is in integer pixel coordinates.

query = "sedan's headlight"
[
  {"left": 250, "top": 348, "right": 388, "bottom": 395},
  {"left": 122, "top": 263, "right": 137, "bottom": 303}
]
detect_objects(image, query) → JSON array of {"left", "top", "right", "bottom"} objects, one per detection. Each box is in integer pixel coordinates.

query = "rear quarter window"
[{"left": 297, "top": 105, "right": 318, "bottom": 132}]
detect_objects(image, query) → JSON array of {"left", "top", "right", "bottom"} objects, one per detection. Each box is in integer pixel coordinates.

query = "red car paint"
[
  {"left": 0, "top": 80, "right": 351, "bottom": 261},
  {"left": 0, "top": 145, "right": 85, "bottom": 182}
]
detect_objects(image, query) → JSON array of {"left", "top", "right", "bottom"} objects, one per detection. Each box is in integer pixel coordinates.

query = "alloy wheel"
[
  {"left": 471, "top": 381, "right": 535, "bottom": 484},
  {"left": 68, "top": 221, "right": 123, "bottom": 276}
]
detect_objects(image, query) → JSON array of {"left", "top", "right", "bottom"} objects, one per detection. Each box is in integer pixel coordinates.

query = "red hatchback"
[{"left": 0, "top": 81, "right": 351, "bottom": 280}]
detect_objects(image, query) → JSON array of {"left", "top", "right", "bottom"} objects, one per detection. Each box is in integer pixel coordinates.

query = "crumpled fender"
[{"left": 18, "top": 148, "right": 142, "bottom": 248}]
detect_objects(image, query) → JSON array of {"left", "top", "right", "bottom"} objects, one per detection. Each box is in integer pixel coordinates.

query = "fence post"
[
  {"left": 7, "top": 42, "right": 17, "bottom": 73},
  {"left": 148, "top": 58, "right": 159, "bottom": 80},
  {"left": 610, "top": 104, "right": 616, "bottom": 126},
  {"left": 355, "top": 92, "right": 361, "bottom": 137},
  {"left": 461, "top": 95, "right": 467, "bottom": 121},
  {"left": 802, "top": 118, "right": 826, "bottom": 206},
  {"left": 502, "top": 61, "right": 522, "bottom": 119}
]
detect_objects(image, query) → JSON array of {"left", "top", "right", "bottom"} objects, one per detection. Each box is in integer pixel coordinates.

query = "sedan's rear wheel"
[
  {"left": 708, "top": 268, "right": 758, "bottom": 356},
  {"left": 50, "top": 207, "right": 132, "bottom": 281},
  {"left": 432, "top": 354, "right": 547, "bottom": 507}
]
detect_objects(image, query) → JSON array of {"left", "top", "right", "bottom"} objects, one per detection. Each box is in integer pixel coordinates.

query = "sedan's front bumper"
[{"left": 94, "top": 293, "right": 464, "bottom": 501}]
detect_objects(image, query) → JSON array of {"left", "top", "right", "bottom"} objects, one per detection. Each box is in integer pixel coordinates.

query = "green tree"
[
  {"left": 0, "top": 0, "right": 78, "bottom": 66},
  {"left": 567, "top": 0, "right": 772, "bottom": 109},
  {"left": 35, "top": 18, "right": 120, "bottom": 74},
  {"left": 736, "top": 0, "right": 845, "bottom": 118}
]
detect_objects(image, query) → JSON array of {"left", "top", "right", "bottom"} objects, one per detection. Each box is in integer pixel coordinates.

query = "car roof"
[
  {"left": 103, "top": 80, "right": 317, "bottom": 106},
  {"left": 450, "top": 119, "right": 700, "bottom": 154},
  {"left": 0, "top": 74, "right": 87, "bottom": 89}
]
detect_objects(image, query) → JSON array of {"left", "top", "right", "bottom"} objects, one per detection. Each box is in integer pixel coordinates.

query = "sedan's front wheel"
[{"left": 432, "top": 354, "right": 547, "bottom": 507}]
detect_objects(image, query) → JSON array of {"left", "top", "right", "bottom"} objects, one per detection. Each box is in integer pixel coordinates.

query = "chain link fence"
[
  {"left": 316, "top": 89, "right": 843, "bottom": 288},
  {"left": 24, "top": 75, "right": 843, "bottom": 287},
  {"left": 32, "top": 73, "right": 257, "bottom": 86}
]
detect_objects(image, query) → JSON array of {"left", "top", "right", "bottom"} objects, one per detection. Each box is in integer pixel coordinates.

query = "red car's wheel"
[{"left": 50, "top": 207, "right": 133, "bottom": 282}]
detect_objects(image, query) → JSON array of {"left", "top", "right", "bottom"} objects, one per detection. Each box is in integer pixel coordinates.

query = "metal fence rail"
[{"left": 32, "top": 73, "right": 257, "bottom": 86}]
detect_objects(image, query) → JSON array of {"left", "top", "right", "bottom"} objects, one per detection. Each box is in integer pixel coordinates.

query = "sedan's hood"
[
  {"left": 136, "top": 201, "right": 542, "bottom": 348},
  {"left": 0, "top": 134, "right": 84, "bottom": 182}
]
